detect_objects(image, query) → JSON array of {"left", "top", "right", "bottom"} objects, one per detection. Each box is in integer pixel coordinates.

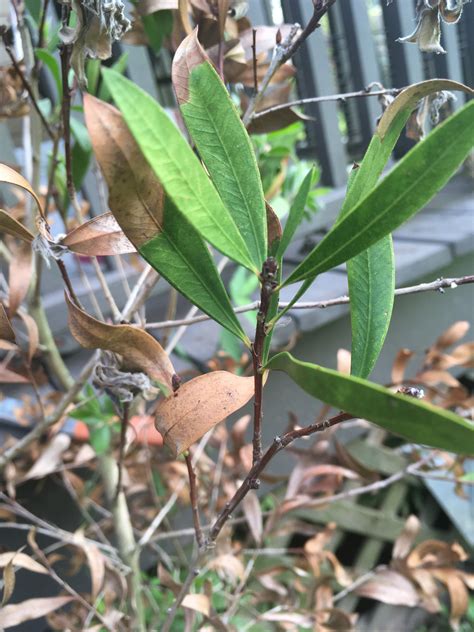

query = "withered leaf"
[
  {"left": 0, "top": 163, "right": 44, "bottom": 219},
  {"left": 155, "top": 371, "right": 254, "bottom": 455},
  {"left": 435, "top": 320, "right": 469, "bottom": 349},
  {"left": 0, "top": 596, "right": 74, "bottom": 628},
  {"left": 242, "top": 490, "right": 263, "bottom": 544},
  {"left": 62, "top": 212, "right": 136, "bottom": 256},
  {"left": 182, "top": 593, "right": 210, "bottom": 616},
  {"left": 0, "top": 552, "right": 48, "bottom": 575},
  {"left": 83, "top": 94, "right": 164, "bottom": 248},
  {"left": 355, "top": 568, "right": 420, "bottom": 606},
  {"left": 0, "top": 366, "right": 29, "bottom": 383},
  {"left": 8, "top": 239, "right": 32, "bottom": 317},
  {"left": 1, "top": 556, "right": 15, "bottom": 607},
  {"left": 66, "top": 292, "right": 176, "bottom": 393},
  {"left": 391, "top": 348, "right": 415, "bottom": 384},
  {"left": 20, "top": 434, "right": 71, "bottom": 482},
  {"left": 0, "top": 209, "right": 34, "bottom": 242},
  {"left": 266, "top": 202, "right": 282, "bottom": 255},
  {"left": 72, "top": 534, "right": 105, "bottom": 601},
  {"left": 0, "top": 303, "right": 16, "bottom": 342}
]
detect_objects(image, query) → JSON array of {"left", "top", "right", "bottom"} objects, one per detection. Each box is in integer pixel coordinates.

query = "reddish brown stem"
[
  {"left": 185, "top": 452, "right": 204, "bottom": 549},
  {"left": 210, "top": 410, "right": 352, "bottom": 542},
  {"left": 251, "top": 258, "right": 278, "bottom": 467}
]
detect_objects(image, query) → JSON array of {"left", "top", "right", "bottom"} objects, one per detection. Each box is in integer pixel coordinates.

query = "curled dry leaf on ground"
[
  {"left": 155, "top": 371, "right": 255, "bottom": 455},
  {"left": 355, "top": 514, "right": 474, "bottom": 624},
  {"left": 65, "top": 292, "right": 177, "bottom": 394}
]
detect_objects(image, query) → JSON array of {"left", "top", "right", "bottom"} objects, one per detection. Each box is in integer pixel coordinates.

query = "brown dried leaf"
[
  {"left": 182, "top": 593, "right": 210, "bottom": 616},
  {"left": 0, "top": 163, "right": 44, "bottom": 219},
  {"left": 407, "top": 540, "right": 467, "bottom": 568},
  {"left": 66, "top": 293, "right": 176, "bottom": 393},
  {"left": 208, "top": 554, "right": 245, "bottom": 583},
  {"left": 158, "top": 564, "right": 181, "bottom": 596},
  {"left": 391, "top": 348, "right": 415, "bottom": 384},
  {"left": 242, "top": 490, "right": 262, "bottom": 544},
  {"left": 0, "top": 552, "right": 48, "bottom": 575},
  {"left": 72, "top": 534, "right": 105, "bottom": 601},
  {"left": 20, "top": 434, "right": 71, "bottom": 482},
  {"left": 431, "top": 569, "right": 469, "bottom": 627},
  {"left": 83, "top": 95, "right": 164, "bottom": 248},
  {"left": 155, "top": 371, "right": 254, "bottom": 455},
  {"left": 259, "top": 573, "right": 288, "bottom": 597},
  {"left": 393, "top": 515, "right": 420, "bottom": 560},
  {"left": 249, "top": 106, "right": 312, "bottom": 135},
  {"left": 62, "top": 212, "right": 136, "bottom": 256},
  {"left": 0, "top": 596, "right": 74, "bottom": 628},
  {"left": 435, "top": 320, "right": 469, "bottom": 349},
  {"left": 172, "top": 27, "right": 210, "bottom": 104},
  {"left": 231, "top": 413, "right": 251, "bottom": 451},
  {"left": 416, "top": 369, "right": 460, "bottom": 387},
  {"left": 178, "top": 0, "right": 193, "bottom": 35},
  {"left": 355, "top": 569, "right": 420, "bottom": 606},
  {"left": 1, "top": 557, "right": 15, "bottom": 607},
  {"left": 16, "top": 311, "right": 39, "bottom": 364},
  {"left": 0, "top": 209, "right": 34, "bottom": 242},
  {"left": 334, "top": 440, "right": 378, "bottom": 483},
  {"left": 8, "top": 239, "right": 32, "bottom": 317},
  {"left": 0, "top": 303, "right": 16, "bottom": 342},
  {"left": 266, "top": 201, "right": 282, "bottom": 253},
  {"left": 0, "top": 366, "right": 29, "bottom": 383}
]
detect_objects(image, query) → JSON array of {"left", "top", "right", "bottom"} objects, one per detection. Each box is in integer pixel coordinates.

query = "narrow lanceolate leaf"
[
  {"left": 0, "top": 596, "right": 74, "bottom": 629},
  {"left": 84, "top": 95, "right": 248, "bottom": 344},
  {"left": 277, "top": 168, "right": 314, "bottom": 259},
  {"left": 155, "top": 371, "right": 254, "bottom": 456},
  {"left": 0, "top": 163, "right": 44, "bottom": 219},
  {"left": 101, "top": 68, "right": 256, "bottom": 272},
  {"left": 66, "top": 293, "right": 177, "bottom": 394},
  {"left": 0, "top": 303, "right": 16, "bottom": 342},
  {"left": 173, "top": 30, "right": 267, "bottom": 268},
  {"left": 140, "top": 199, "right": 250, "bottom": 345},
  {"left": 62, "top": 212, "right": 136, "bottom": 255},
  {"left": 347, "top": 241, "right": 394, "bottom": 378},
  {"left": 283, "top": 100, "right": 474, "bottom": 286},
  {"left": 266, "top": 352, "right": 474, "bottom": 454},
  {"left": 339, "top": 80, "right": 472, "bottom": 378},
  {"left": 0, "top": 209, "right": 34, "bottom": 242}
]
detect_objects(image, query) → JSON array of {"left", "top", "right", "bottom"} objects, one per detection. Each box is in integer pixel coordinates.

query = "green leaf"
[
  {"left": 140, "top": 198, "right": 250, "bottom": 346},
  {"left": 101, "top": 68, "right": 256, "bottom": 272},
  {"left": 339, "top": 82, "right": 472, "bottom": 380},
  {"left": 90, "top": 424, "right": 112, "bottom": 455},
  {"left": 142, "top": 9, "right": 174, "bottom": 53},
  {"left": 266, "top": 352, "right": 474, "bottom": 455},
  {"left": 98, "top": 53, "right": 129, "bottom": 102},
  {"left": 102, "top": 69, "right": 258, "bottom": 273},
  {"left": 283, "top": 99, "right": 474, "bottom": 286},
  {"left": 277, "top": 167, "right": 314, "bottom": 259},
  {"left": 173, "top": 31, "right": 267, "bottom": 269},
  {"left": 347, "top": 239, "right": 394, "bottom": 378},
  {"left": 35, "top": 49, "right": 62, "bottom": 99}
]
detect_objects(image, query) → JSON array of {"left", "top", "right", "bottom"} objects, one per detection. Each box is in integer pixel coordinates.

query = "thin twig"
[
  {"left": 252, "top": 258, "right": 278, "bottom": 467},
  {"left": 145, "top": 275, "right": 474, "bottom": 330},
  {"left": 0, "top": 27, "right": 55, "bottom": 139},
  {"left": 251, "top": 28, "right": 258, "bottom": 96},
  {"left": 185, "top": 452, "right": 204, "bottom": 549},
  {"left": 28, "top": 528, "right": 114, "bottom": 631},
  {"left": 253, "top": 87, "right": 403, "bottom": 120},
  {"left": 281, "top": 0, "right": 336, "bottom": 66}
]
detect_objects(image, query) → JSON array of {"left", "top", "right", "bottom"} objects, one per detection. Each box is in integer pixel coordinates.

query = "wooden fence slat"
[
  {"left": 337, "top": 0, "right": 383, "bottom": 153},
  {"left": 281, "top": 0, "right": 347, "bottom": 187}
]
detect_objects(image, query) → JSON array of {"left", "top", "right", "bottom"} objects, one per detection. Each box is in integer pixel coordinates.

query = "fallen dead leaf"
[{"left": 0, "top": 208, "right": 34, "bottom": 242}]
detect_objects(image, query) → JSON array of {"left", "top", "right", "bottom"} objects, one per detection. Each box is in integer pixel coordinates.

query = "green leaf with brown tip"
[
  {"left": 84, "top": 93, "right": 248, "bottom": 345},
  {"left": 101, "top": 68, "right": 256, "bottom": 273},
  {"left": 266, "top": 352, "right": 474, "bottom": 455},
  {"left": 173, "top": 30, "right": 267, "bottom": 269}
]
